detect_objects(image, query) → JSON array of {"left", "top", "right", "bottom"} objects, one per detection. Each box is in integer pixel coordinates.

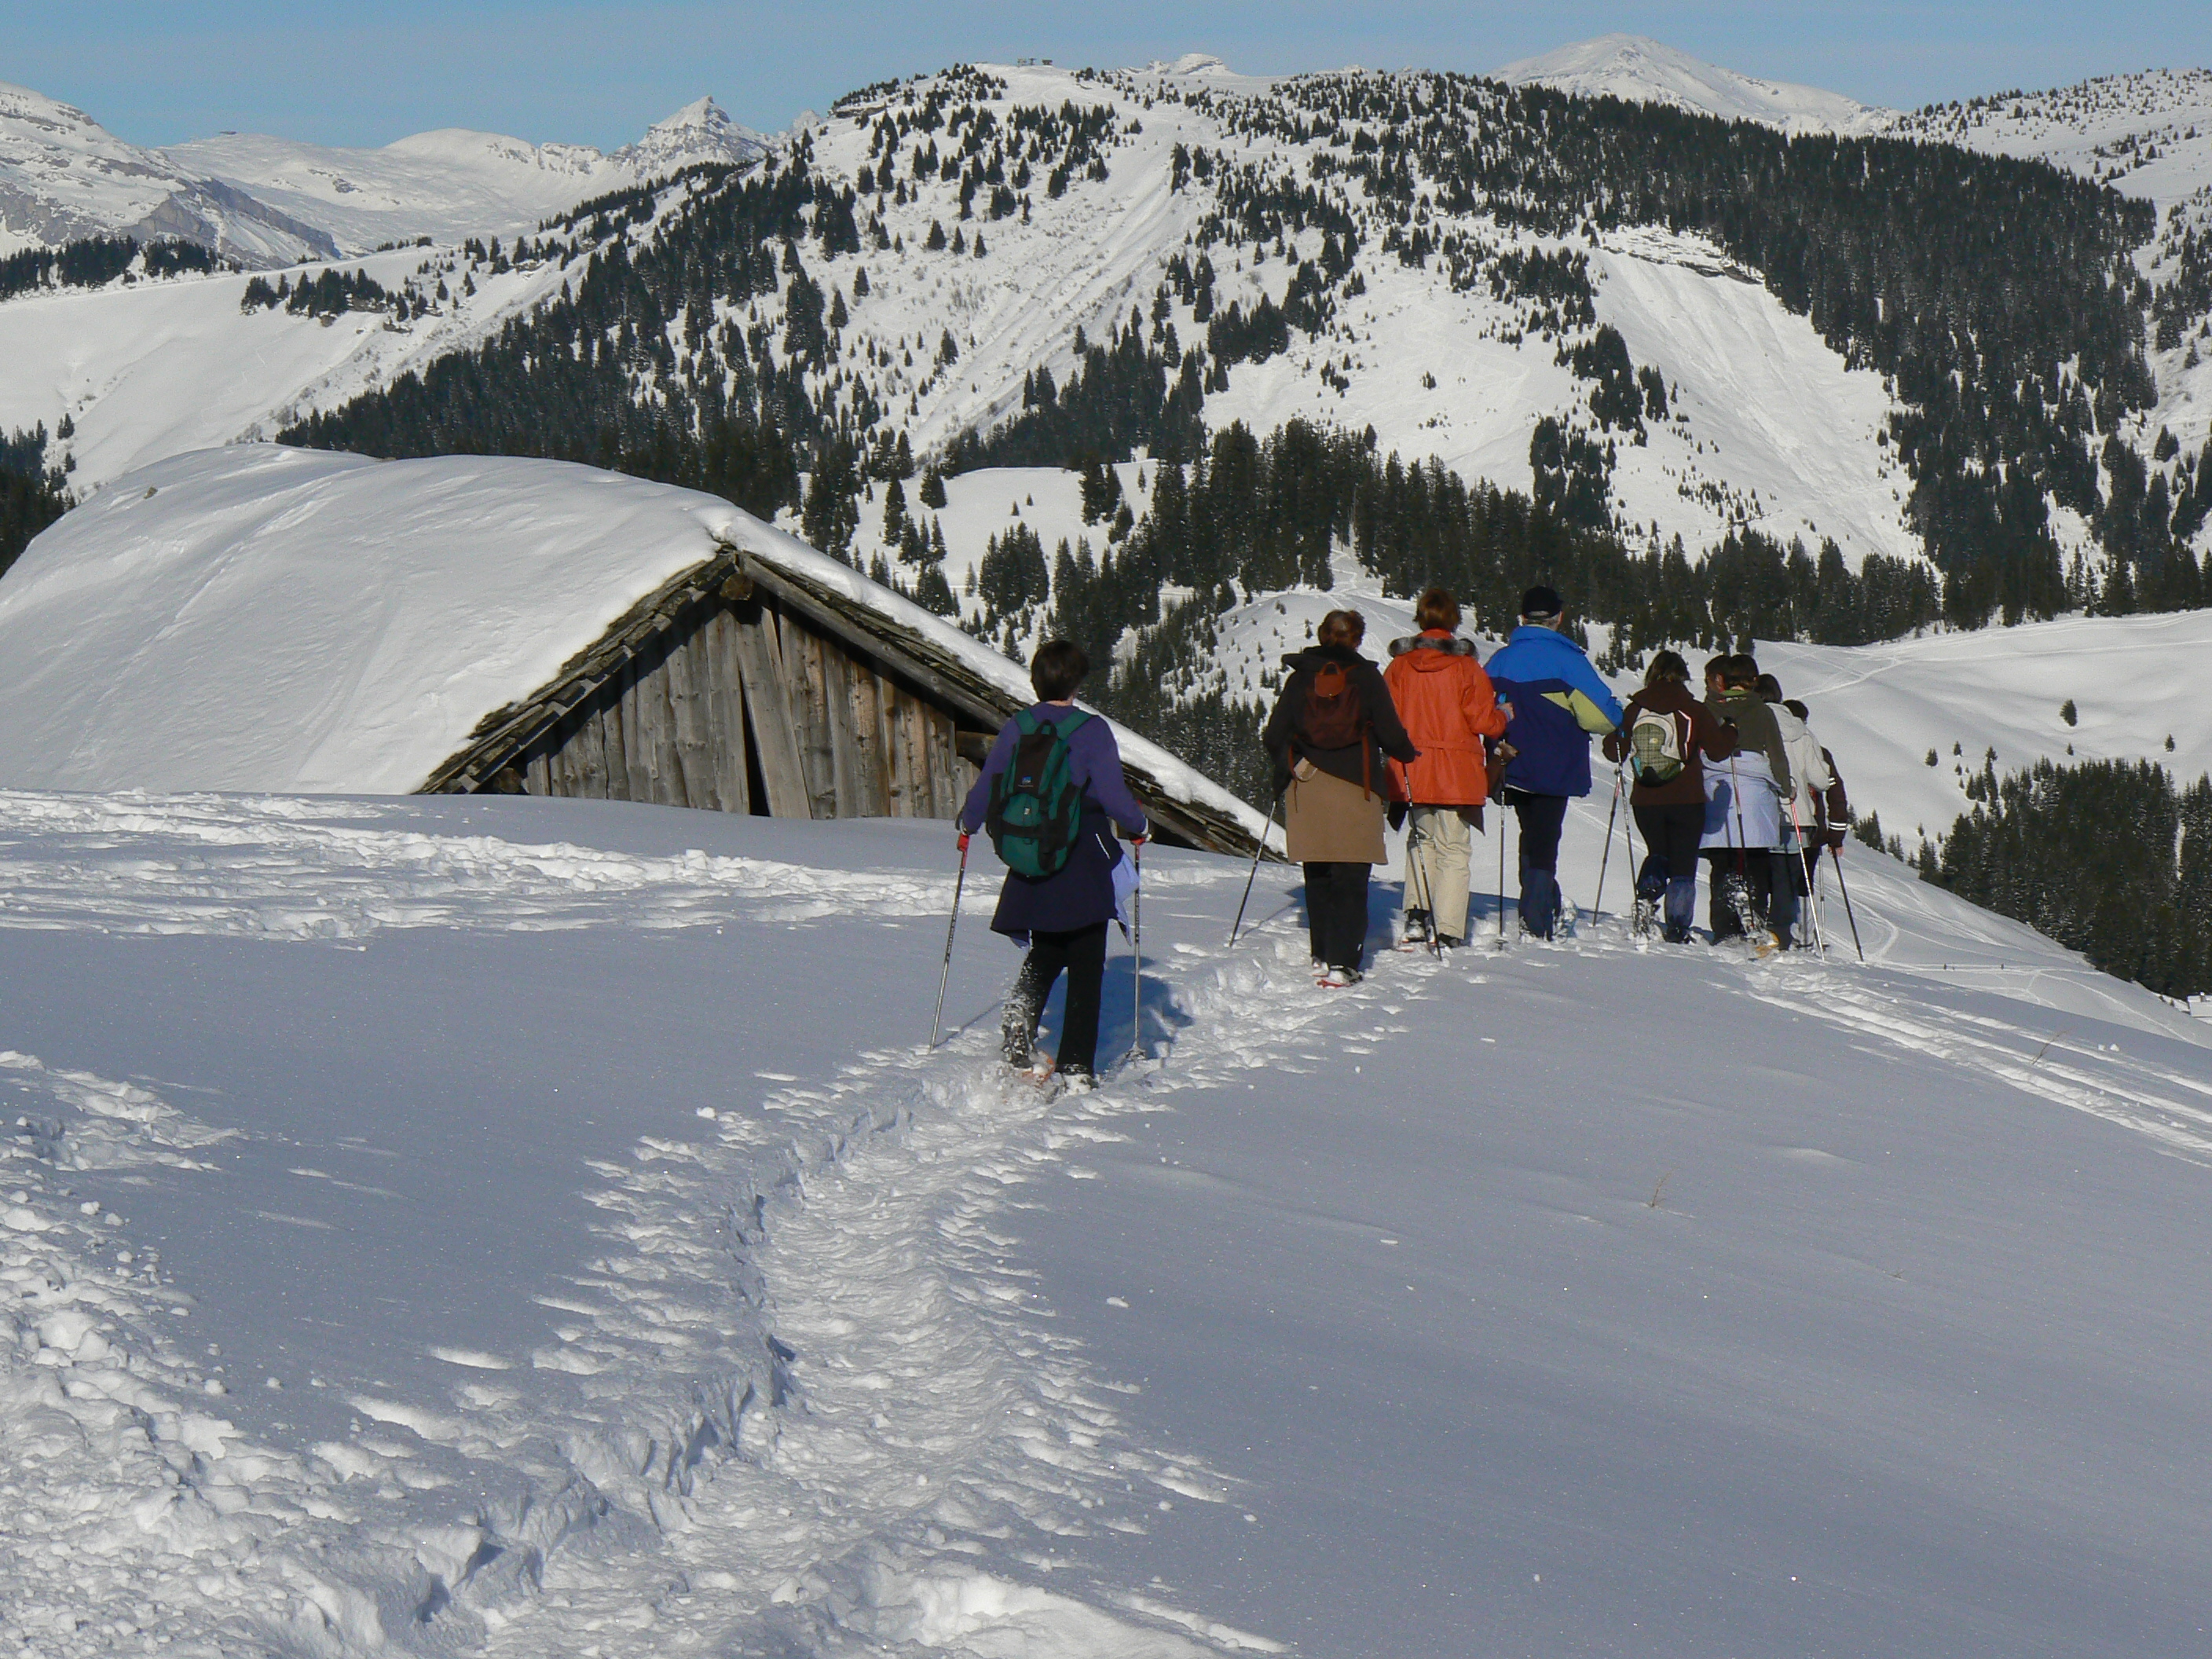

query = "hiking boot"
[
  {"left": 1317, "top": 965, "right": 1364, "bottom": 988},
  {"left": 1435, "top": 934, "right": 1464, "bottom": 950}
]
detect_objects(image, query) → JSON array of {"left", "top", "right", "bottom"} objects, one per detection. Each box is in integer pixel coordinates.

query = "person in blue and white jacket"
[{"left": 1481, "top": 585, "right": 1624, "bottom": 939}]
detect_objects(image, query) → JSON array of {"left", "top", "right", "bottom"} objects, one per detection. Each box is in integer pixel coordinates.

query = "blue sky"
[{"left": 13, "top": 2, "right": 2208, "bottom": 150}]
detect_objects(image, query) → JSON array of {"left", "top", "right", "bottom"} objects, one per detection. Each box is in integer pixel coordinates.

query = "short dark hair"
[
  {"left": 1703, "top": 654, "right": 1731, "bottom": 685},
  {"left": 1644, "top": 650, "right": 1690, "bottom": 687},
  {"left": 1317, "top": 608, "right": 1367, "bottom": 648},
  {"left": 1031, "top": 639, "right": 1090, "bottom": 701},
  {"left": 1520, "top": 584, "right": 1562, "bottom": 620},
  {"left": 1414, "top": 587, "right": 1460, "bottom": 632},
  {"left": 1755, "top": 672, "right": 1784, "bottom": 703},
  {"left": 1719, "top": 654, "right": 1760, "bottom": 690},
  {"left": 1784, "top": 698, "right": 1810, "bottom": 722}
]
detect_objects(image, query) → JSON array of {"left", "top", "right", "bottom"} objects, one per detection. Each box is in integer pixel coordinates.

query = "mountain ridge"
[
  {"left": 0, "top": 80, "right": 771, "bottom": 264},
  {"left": 1495, "top": 34, "right": 1896, "bottom": 137}
]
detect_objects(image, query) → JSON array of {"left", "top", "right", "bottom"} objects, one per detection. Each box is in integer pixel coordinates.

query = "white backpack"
[{"left": 1629, "top": 705, "right": 1687, "bottom": 785}]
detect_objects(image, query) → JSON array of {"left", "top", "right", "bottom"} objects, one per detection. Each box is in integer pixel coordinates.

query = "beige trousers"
[{"left": 1404, "top": 804, "right": 1474, "bottom": 940}]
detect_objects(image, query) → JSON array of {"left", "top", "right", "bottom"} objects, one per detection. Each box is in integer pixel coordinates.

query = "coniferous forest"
[
  {"left": 1921, "top": 757, "right": 2212, "bottom": 998},
  {"left": 0, "top": 427, "right": 71, "bottom": 583}
]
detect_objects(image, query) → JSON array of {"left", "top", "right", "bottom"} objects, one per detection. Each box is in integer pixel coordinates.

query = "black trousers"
[
  {"left": 1705, "top": 848, "right": 1782, "bottom": 939},
  {"left": 1632, "top": 802, "right": 1705, "bottom": 891},
  {"left": 1303, "top": 862, "right": 1372, "bottom": 972},
  {"left": 1504, "top": 790, "right": 1569, "bottom": 937},
  {"left": 1002, "top": 921, "right": 1109, "bottom": 1078}
]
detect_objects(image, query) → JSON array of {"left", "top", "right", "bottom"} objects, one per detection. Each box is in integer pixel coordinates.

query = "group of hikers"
[{"left": 950, "top": 587, "right": 1853, "bottom": 1085}]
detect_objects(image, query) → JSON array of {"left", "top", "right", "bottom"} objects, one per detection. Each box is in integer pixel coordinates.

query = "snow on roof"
[{"left": 0, "top": 444, "right": 1269, "bottom": 840}]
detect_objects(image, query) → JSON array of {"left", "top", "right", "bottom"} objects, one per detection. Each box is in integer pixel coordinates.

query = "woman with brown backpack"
[{"left": 1262, "top": 609, "right": 1418, "bottom": 986}]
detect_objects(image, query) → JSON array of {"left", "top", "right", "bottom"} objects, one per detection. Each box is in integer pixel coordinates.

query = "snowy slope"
[
  {"left": 1496, "top": 35, "right": 1896, "bottom": 136},
  {"left": 1880, "top": 71, "right": 2212, "bottom": 477},
  {"left": 0, "top": 787, "right": 2207, "bottom": 1654},
  {"left": 0, "top": 79, "right": 334, "bottom": 263},
  {"left": 796, "top": 60, "right": 1922, "bottom": 568},
  {"left": 167, "top": 98, "right": 769, "bottom": 255},
  {"left": 0, "top": 236, "right": 586, "bottom": 488},
  {"left": 1888, "top": 68, "right": 2212, "bottom": 208}
]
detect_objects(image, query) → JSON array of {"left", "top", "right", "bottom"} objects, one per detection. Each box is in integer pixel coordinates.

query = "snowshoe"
[{"left": 1317, "top": 965, "right": 1364, "bottom": 988}]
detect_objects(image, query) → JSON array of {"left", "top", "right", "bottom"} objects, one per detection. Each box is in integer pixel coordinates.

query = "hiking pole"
[
  {"left": 1621, "top": 774, "right": 1647, "bottom": 937},
  {"left": 929, "top": 833, "right": 972, "bottom": 1049},
  {"left": 1831, "top": 842, "right": 1866, "bottom": 961},
  {"left": 1496, "top": 798, "right": 1510, "bottom": 944},
  {"left": 1405, "top": 810, "right": 1442, "bottom": 958},
  {"left": 1228, "top": 793, "right": 1280, "bottom": 947},
  {"left": 1592, "top": 764, "right": 1624, "bottom": 924},
  {"left": 1786, "top": 797, "right": 1827, "bottom": 959},
  {"left": 1128, "top": 838, "right": 1145, "bottom": 1063}
]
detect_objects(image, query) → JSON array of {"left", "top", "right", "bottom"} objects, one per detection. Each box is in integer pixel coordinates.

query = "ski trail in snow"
[
  {"left": 0, "top": 791, "right": 969, "bottom": 937},
  {"left": 467, "top": 1046, "right": 1243, "bottom": 1657},
  {"left": 0, "top": 1051, "right": 366, "bottom": 1656},
  {"left": 1740, "top": 965, "right": 2212, "bottom": 1164},
  {"left": 0, "top": 793, "right": 1251, "bottom": 1655}
]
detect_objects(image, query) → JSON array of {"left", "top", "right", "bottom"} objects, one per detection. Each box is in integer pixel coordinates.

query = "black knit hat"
[{"left": 1519, "top": 584, "right": 1562, "bottom": 620}]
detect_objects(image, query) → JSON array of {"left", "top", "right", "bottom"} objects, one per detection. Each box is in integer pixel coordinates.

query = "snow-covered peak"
[
  {"left": 1495, "top": 34, "right": 1895, "bottom": 137},
  {"left": 615, "top": 96, "right": 768, "bottom": 179},
  {"left": 2, "top": 78, "right": 770, "bottom": 263},
  {"left": 0, "top": 79, "right": 332, "bottom": 262}
]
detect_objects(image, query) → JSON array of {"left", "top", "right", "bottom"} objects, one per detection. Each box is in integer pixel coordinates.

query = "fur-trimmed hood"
[{"left": 1387, "top": 630, "right": 1476, "bottom": 660}]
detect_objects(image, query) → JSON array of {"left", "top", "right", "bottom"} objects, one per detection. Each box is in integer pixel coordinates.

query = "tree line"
[
  {"left": 0, "top": 236, "right": 223, "bottom": 302},
  {"left": 0, "top": 426, "right": 71, "bottom": 582},
  {"left": 1921, "top": 756, "right": 2212, "bottom": 999}
]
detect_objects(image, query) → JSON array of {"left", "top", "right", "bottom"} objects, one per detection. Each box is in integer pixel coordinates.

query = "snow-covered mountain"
[
  {"left": 0, "top": 79, "right": 336, "bottom": 263},
  {"left": 0, "top": 78, "right": 768, "bottom": 265},
  {"left": 167, "top": 97, "right": 768, "bottom": 254},
  {"left": 1495, "top": 34, "right": 1895, "bottom": 136}
]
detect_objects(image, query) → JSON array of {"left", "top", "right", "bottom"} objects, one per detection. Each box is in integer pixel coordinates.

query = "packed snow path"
[{"left": 0, "top": 791, "right": 2207, "bottom": 1656}]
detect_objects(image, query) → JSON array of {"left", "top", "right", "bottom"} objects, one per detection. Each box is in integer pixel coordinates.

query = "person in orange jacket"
[{"left": 1382, "top": 587, "right": 1511, "bottom": 947}]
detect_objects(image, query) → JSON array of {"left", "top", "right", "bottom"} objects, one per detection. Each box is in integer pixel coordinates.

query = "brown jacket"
[
  {"left": 1602, "top": 680, "right": 1738, "bottom": 807},
  {"left": 1264, "top": 645, "right": 1418, "bottom": 797}
]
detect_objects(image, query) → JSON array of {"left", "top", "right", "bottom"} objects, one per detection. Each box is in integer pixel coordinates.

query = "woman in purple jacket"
[{"left": 958, "top": 640, "right": 1148, "bottom": 1086}]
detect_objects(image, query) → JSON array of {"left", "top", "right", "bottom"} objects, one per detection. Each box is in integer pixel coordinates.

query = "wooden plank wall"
[{"left": 519, "top": 595, "right": 979, "bottom": 820}]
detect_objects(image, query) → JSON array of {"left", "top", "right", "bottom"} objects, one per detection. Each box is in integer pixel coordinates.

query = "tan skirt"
[{"left": 1284, "top": 765, "right": 1388, "bottom": 864}]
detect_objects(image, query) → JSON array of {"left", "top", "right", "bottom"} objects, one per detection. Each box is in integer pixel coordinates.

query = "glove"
[{"left": 1386, "top": 800, "right": 1408, "bottom": 832}]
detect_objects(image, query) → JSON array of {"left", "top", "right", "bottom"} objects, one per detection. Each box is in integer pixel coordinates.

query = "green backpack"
[{"left": 987, "top": 709, "right": 1092, "bottom": 878}]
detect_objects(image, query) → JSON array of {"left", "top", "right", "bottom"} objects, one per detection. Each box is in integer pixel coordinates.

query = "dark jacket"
[
  {"left": 1262, "top": 644, "right": 1418, "bottom": 797},
  {"left": 959, "top": 704, "right": 1148, "bottom": 937},
  {"left": 1708, "top": 687, "right": 1793, "bottom": 800},
  {"left": 1482, "top": 625, "right": 1624, "bottom": 799},
  {"left": 1817, "top": 747, "right": 1851, "bottom": 849},
  {"left": 1602, "top": 680, "right": 1738, "bottom": 808}
]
